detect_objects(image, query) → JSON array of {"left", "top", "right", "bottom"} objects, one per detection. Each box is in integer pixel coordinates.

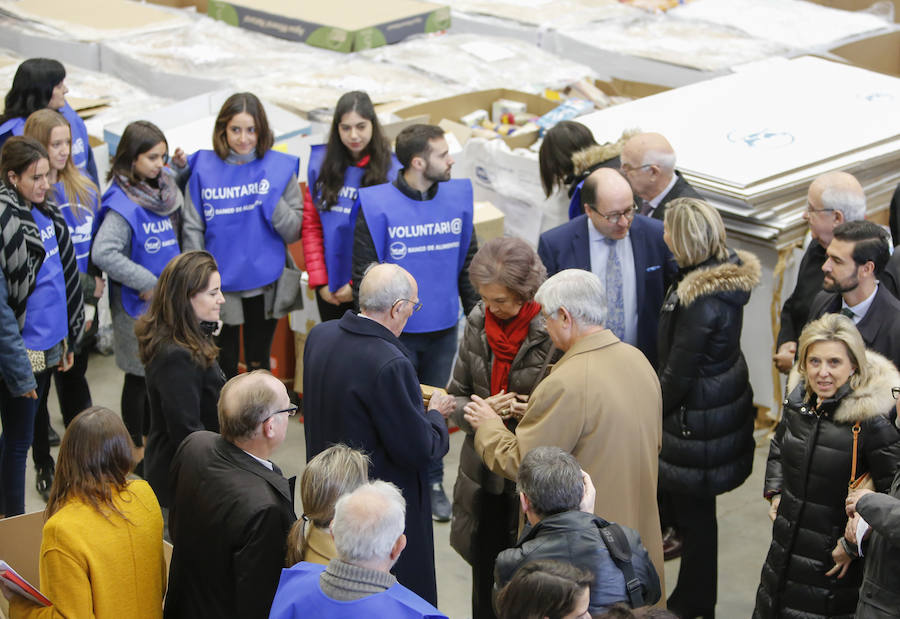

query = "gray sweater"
[{"left": 319, "top": 559, "right": 396, "bottom": 602}]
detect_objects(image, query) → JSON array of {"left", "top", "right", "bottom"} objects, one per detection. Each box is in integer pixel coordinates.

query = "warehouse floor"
[{"left": 24, "top": 351, "right": 774, "bottom": 618}]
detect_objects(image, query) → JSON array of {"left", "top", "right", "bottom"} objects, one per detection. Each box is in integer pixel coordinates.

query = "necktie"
[
  {"left": 840, "top": 307, "right": 855, "bottom": 320},
  {"left": 639, "top": 199, "right": 653, "bottom": 216},
  {"left": 604, "top": 238, "right": 625, "bottom": 340}
]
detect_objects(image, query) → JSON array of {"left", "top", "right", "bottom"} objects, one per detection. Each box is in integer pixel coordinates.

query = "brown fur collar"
[
  {"left": 675, "top": 249, "right": 761, "bottom": 307},
  {"left": 786, "top": 350, "right": 900, "bottom": 425},
  {"left": 570, "top": 128, "right": 640, "bottom": 176}
]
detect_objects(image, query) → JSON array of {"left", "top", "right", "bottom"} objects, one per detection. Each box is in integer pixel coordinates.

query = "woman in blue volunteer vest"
[
  {"left": 92, "top": 121, "right": 183, "bottom": 469},
  {"left": 0, "top": 137, "right": 84, "bottom": 517},
  {"left": 24, "top": 109, "right": 103, "bottom": 500},
  {"left": 302, "top": 90, "right": 400, "bottom": 322},
  {"left": 0, "top": 58, "right": 99, "bottom": 187},
  {"left": 182, "top": 92, "right": 302, "bottom": 379}
]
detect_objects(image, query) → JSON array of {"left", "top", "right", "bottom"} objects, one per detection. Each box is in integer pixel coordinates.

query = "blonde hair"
[
  {"left": 23, "top": 108, "right": 98, "bottom": 221},
  {"left": 285, "top": 444, "right": 369, "bottom": 566},
  {"left": 663, "top": 198, "right": 728, "bottom": 268},
  {"left": 797, "top": 314, "right": 867, "bottom": 398}
]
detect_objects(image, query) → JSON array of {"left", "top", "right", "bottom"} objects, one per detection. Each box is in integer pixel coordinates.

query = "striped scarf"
[{"left": 0, "top": 183, "right": 85, "bottom": 350}]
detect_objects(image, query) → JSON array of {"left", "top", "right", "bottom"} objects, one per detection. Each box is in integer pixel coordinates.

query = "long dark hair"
[
  {"left": 0, "top": 58, "right": 66, "bottom": 124},
  {"left": 497, "top": 560, "right": 593, "bottom": 619},
  {"left": 538, "top": 121, "right": 598, "bottom": 198},
  {"left": 317, "top": 91, "right": 392, "bottom": 210},
  {"left": 212, "top": 92, "right": 274, "bottom": 160},
  {"left": 108, "top": 120, "right": 168, "bottom": 185},
  {"left": 135, "top": 250, "right": 220, "bottom": 368},
  {"left": 45, "top": 407, "right": 135, "bottom": 521}
]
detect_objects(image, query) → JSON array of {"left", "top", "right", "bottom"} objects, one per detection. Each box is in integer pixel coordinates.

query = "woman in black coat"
[
  {"left": 447, "top": 237, "right": 559, "bottom": 619},
  {"left": 135, "top": 250, "right": 226, "bottom": 512},
  {"left": 755, "top": 313, "right": 900, "bottom": 618},
  {"left": 657, "top": 198, "right": 760, "bottom": 618}
]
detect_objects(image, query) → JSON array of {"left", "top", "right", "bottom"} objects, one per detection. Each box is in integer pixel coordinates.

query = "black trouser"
[
  {"left": 55, "top": 348, "right": 92, "bottom": 427},
  {"left": 121, "top": 372, "right": 149, "bottom": 447},
  {"left": 472, "top": 492, "right": 518, "bottom": 619},
  {"left": 314, "top": 288, "right": 354, "bottom": 323},
  {"left": 666, "top": 491, "right": 718, "bottom": 613},
  {"left": 29, "top": 371, "right": 55, "bottom": 469},
  {"left": 217, "top": 295, "right": 278, "bottom": 379}
]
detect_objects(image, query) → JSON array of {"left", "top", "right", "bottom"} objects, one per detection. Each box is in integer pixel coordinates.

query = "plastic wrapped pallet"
[{"left": 360, "top": 33, "right": 595, "bottom": 94}]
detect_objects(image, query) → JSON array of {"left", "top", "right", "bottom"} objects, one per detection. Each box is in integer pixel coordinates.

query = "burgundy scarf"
[{"left": 485, "top": 301, "right": 542, "bottom": 394}]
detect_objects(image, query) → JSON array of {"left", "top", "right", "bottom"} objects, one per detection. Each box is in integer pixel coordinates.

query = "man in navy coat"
[
  {"left": 302, "top": 263, "right": 455, "bottom": 607},
  {"left": 538, "top": 167, "right": 676, "bottom": 368}
]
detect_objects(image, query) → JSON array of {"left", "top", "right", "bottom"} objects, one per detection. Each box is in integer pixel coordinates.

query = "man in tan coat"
[{"left": 464, "top": 268, "right": 664, "bottom": 582}]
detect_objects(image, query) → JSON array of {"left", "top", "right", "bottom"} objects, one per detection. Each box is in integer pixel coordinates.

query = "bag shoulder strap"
[{"left": 595, "top": 519, "right": 645, "bottom": 608}]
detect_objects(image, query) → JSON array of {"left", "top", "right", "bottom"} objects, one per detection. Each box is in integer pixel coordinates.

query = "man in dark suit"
[
  {"left": 773, "top": 171, "right": 867, "bottom": 373},
  {"left": 807, "top": 220, "right": 900, "bottom": 367},
  {"left": 538, "top": 167, "right": 676, "bottom": 368},
  {"left": 165, "top": 370, "right": 298, "bottom": 619},
  {"left": 620, "top": 132, "right": 700, "bottom": 221},
  {"left": 302, "top": 263, "right": 455, "bottom": 607}
]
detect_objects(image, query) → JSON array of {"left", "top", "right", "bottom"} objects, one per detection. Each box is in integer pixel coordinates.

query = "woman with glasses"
[
  {"left": 92, "top": 121, "right": 184, "bottom": 470},
  {"left": 657, "top": 198, "right": 760, "bottom": 618},
  {"left": 135, "top": 250, "right": 226, "bottom": 515},
  {"left": 446, "top": 237, "right": 559, "bottom": 619},
  {"left": 755, "top": 314, "right": 900, "bottom": 619}
]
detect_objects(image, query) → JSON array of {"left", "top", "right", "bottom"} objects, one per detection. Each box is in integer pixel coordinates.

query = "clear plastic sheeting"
[
  {"left": 557, "top": 14, "right": 788, "bottom": 72},
  {"left": 100, "top": 17, "right": 459, "bottom": 114},
  {"left": 670, "top": 0, "right": 891, "bottom": 49},
  {"left": 446, "top": 0, "right": 641, "bottom": 28},
  {"left": 359, "top": 33, "right": 595, "bottom": 93},
  {"left": 0, "top": 48, "right": 170, "bottom": 127}
]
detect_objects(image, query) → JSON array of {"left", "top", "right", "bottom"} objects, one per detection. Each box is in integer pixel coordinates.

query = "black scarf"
[{"left": 0, "top": 183, "right": 85, "bottom": 349}]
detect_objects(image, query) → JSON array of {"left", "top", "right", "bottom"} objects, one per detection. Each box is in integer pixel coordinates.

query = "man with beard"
[
  {"left": 352, "top": 124, "right": 478, "bottom": 522},
  {"left": 807, "top": 220, "right": 900, "bottom": 367}
]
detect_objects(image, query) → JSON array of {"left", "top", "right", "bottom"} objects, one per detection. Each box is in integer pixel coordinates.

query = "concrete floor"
[{"left": 24, "top": 351, "right": 775, "bottom": 618}]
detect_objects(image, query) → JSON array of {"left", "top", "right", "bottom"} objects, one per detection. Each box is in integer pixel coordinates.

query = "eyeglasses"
[
  {"left": 261, "top": 405, "right": 299, "bottom": 424},
  {"left": 620, "top": 163, "right": 653, "bottom": 174},
  {"left": 806, "top": 205, "right": 835, "bottom": 214},
  {"left": 393, "top": 298, "right": 423, "bottom": 312},
  {"left": 892, "top": 387, "right": 900, "bottom": 400},
  {"left": 589, "top": 205, "right": 636, "bottom": 223}
]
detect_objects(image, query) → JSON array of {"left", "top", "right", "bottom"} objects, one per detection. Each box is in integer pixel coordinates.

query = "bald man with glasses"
[{"left": 538, "top": 167, "right": 676, "bottom": 369}]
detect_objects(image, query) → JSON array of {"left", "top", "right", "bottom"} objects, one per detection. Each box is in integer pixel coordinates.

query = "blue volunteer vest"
[
  {"left": 307, "top": 144, "right": 402, "bottom": 292},
  {"left": 268, "top": 563, "right": 446, "bottom": 619},
  {"left": 59, "top": 102, "right": 91, "bottom": 175},
  {"left": 0, "top": 116, "right": 25, "bottom": 149},
  {"left": 53, "top": 179, "right": 98, "bottom": 273},
  {"left": 187, "top": 149, "right": 298, "bottom": 292},
  {"left": 22, "top": 207, "right": 68, "bottom": 351},
  {"left": 100, "top": 183, "right": 180, "bottom": 318},
  {"left": 360, "top": 179, "right": 473, "bottom": 333},
  {"left": 568, "top": 179, "right": 584, "bottom": 220}
]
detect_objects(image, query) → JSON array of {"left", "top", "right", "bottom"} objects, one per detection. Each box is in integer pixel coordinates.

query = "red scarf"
[{"left": 485, "top": 301, "right": 542, "bottom": 395}]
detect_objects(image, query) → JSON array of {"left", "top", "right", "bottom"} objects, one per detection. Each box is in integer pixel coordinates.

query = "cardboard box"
[
  {"left": 827, "top": 30, "right": 900, "bottom": 76},
  {"left": 390, "top": 89, "right": 558, "bottom": 150},
  {"left": 805, "top": 0, "right": 900, "bottom": 22},
  {"left": 0, "top": 21, "right": 102, "bottom": 72},
  {"left": 206, "top": 0, "right": 450, "bottom": 52},
  {"left": 473, "top": 200, "right": 505, "bottom": 243},
  {"left": 595, "top": 77, "right": 672, "bottom": 100},
  {"left": 102, "top": 90, "right": 311, "bottom": 157},
  {"left": 146, "top": 0, "right": 208, "bottom": 12}
]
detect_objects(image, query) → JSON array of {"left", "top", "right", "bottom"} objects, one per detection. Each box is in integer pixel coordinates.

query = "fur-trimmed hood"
[
  {"left": 786, "top": 349, "right": 900, "bottom": 425},
  {"left": 675, "top": 249, "right": 760, "bottom": 307},
  {"left": 570, "top": 128, "right": 640, "bottom": 176}
]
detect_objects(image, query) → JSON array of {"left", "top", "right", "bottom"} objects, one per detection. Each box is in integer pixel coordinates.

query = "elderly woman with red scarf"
[{"left": 447, "top": 236, "right": 561, "bottom": 619}]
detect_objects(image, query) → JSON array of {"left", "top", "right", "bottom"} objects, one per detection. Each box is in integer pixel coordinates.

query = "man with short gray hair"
[
  {"left": 269, "top": 481, "right": 448, "bottom": 618},
  {"left": 774, "top": 171, "right": 867, "bottom": 373},
  {"left": 494, "top": 447, "right": 660, "bottom": 614},
  {"left": 464, "top": 269, "right": 665, "bottom": 583},
  {"left": 619, "top": 132, "right": 700, "bottom": 221},
  {"left": 302, "top": 263, "right": 455, "bottom": 606}
]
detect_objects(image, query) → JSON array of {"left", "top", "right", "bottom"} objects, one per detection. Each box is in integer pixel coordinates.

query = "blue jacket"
[
  {"left": 0, "top": 266, "right": 36, "bottom": 395},
  {"left": 537, "top": 214, "right": 676, "bottom": 368}
]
